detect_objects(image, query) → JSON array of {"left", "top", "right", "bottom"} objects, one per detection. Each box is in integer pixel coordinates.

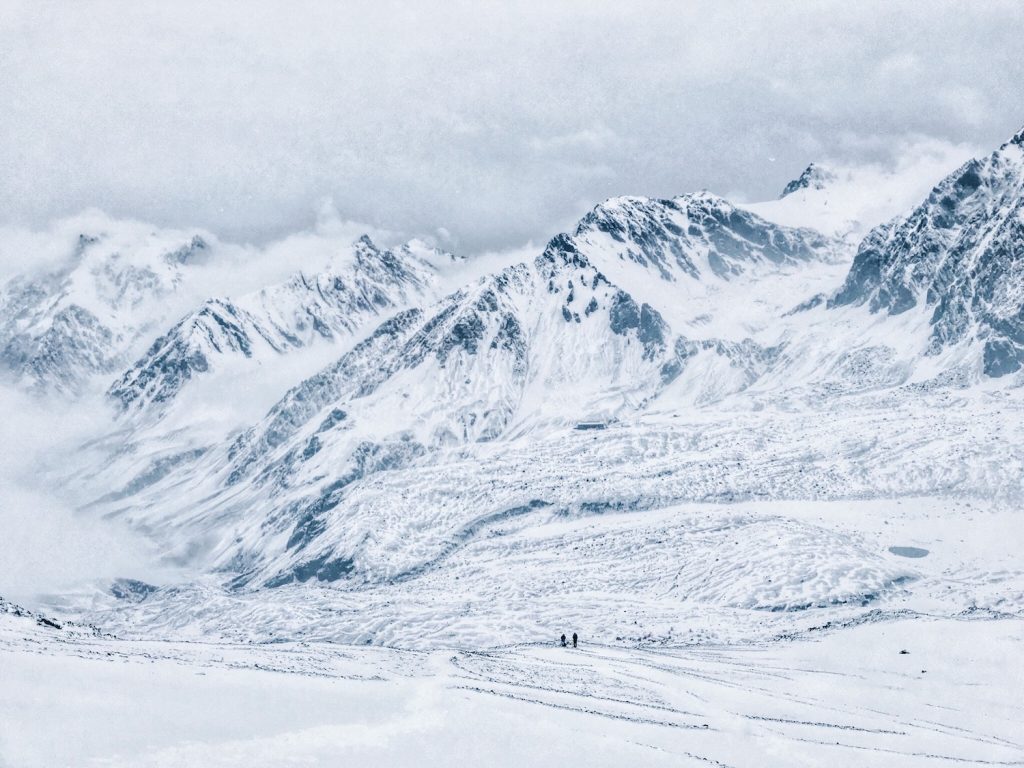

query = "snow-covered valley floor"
[
  {"left": 3, "top": 497, "right": 1022, "bottom": 767},
  {"left": 2, "top": 614, "right": 1022, "bottom": 767}
]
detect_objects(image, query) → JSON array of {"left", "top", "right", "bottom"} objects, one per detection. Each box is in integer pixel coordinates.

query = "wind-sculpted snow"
[
  {"left": 831, "top": 126, "right": 1024, "bottom": 376},
  {"left": 80, "top": 510, "right": 913, "bottom": 647},
  {"left": 83, "top": 375, "right": 1024, "bottom": 619},
  {"left": 278, "top": 389, "right": 1020, "bottom": 586},
  {"left": 108, "top": 236, "right": 441, "bottom": 416},
  {"left": 76, "top": 493, "right": 1024, "bottom": 652}
]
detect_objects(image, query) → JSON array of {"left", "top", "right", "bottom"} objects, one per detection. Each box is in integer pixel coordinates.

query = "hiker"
[
  {"left": 560, "top": 633, "right": 567, "bottom": 647},
  {"left": 572, "top": 632, "right": 578, "bottom": 648}
]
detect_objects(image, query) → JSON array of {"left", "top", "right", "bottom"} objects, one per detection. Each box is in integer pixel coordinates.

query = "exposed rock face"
[
  {"left": 105, "top": 196, "right": 837, "bottom": 591},
  {"left": 830, "top": 127, "right": 1024, "bottom": 376}
]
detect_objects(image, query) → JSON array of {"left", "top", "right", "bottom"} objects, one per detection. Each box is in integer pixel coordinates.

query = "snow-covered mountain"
[
  {"left": 568, "top": 192, "right": 842, "bottom": 333},
  {"left": 573, "top": 192, "right": 834, "bottom": 280},
  {"left": 779, "top": 163, "right": 838, "bottom": 197},
  {"left": 7, "top": 125, "right": 1024, "bottom": 655},
  {"left": 0, "top": 226, "right": 211, "bottom": 394},
  {"left": 0, "top": 214, "right": 455, "bottom": 406},
  {"left": 108, "top": 236, "right": 445, "bottom": 418},
  {"left": 830, "top": 128, "right": 1024, "bottom": 377},
  {"left": 74, "top": 194, "right": 849, "bottom": 590},
  {"left": 744, "top": 140, "right": 978, "bottom": 240}
]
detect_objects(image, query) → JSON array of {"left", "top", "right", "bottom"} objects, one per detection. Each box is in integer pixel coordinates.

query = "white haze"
[
  {"left": 0, "top": 385, "right": 160, "bottom": 604},
  {"left": 742, "top": 135, "right": 982, "bottom": 238},
  {"left": 2, "top": 0, "right": 1023, "bottom": 254}
]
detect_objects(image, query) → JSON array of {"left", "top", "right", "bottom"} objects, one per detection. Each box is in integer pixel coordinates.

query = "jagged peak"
[
  {"left": 353, "top": 233, "right": 380, "bottom": 253},
  {"left": 350, "top": 234, "right": 452, "bottom": 277},
  {"left": 558, "top": 186, "right": 834, "bottom": 288},
  {"left": 673, "top": 189, "right": 736, "bottom": 212},
  {"left": 164, "top": 234, "right": 209, "bottom": 265},
  {"left": 1002, "top": 124, "right": 1024, "bottom": 149},
  {"left": 535, "top": 232, "right": 593, "bottom": 279},
  {"left": 350, "top": 236, "right": 420, "bottom": 283},
  {"left": 578, "top": 195, "right": 667, "bottom": 228},
  {"left": 829, "top": 127, "right": 1024, "bottom": 376},
  {"left": 576, "top": 190, "right": 738, "bottom": 234},
  {"left": 589, "top": 194, "right": 659, "bottom": 213},
  {"left": 449, "top": 260, "right": 533, "bottom": 304},
  {"left": 780, "top": 163, "right": 837, "bottom": 198}
]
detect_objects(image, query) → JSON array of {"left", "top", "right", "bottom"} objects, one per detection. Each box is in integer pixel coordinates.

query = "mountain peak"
[
  {"left": 780, "top": 163, "right": 837, "bottom": 198},
  {"left": 675, "top": 189, "right": 733, "bottom": 211},
  {"left": 354, "top": 234, "right": 379, "bottom": 251}
]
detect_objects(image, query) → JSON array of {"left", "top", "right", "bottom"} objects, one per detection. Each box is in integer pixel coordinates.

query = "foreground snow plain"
[
  {"left": 2, "top": 611, "right": 1022, "bottom": 767},
  {"left": 3, "top": 495, "right": 1022, "bottom": 767}
]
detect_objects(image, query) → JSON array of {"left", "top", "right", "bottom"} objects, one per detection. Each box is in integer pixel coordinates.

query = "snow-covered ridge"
[
  {"left": 75, "top": 198, "right": 846, "bottom": 591},
  {"left": 108, "top": 235, "right": 445, "bottom": 417},
  {"left": 574, "top": 191, "right": 837, "bottom": 281},
  {"left": 831, "top": 125, "right": 1024, "bottom": 376},
  {"left": 118, "top": 234, "right": 702, "bottom": 588}
]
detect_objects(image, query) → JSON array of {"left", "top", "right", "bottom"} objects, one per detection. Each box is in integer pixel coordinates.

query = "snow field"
[
  {"left": 76, "top": 496, "right": 1024, "bottom": 652},
  {"left": 2, "top": 611, "right": 1021, "bottom": 767}
]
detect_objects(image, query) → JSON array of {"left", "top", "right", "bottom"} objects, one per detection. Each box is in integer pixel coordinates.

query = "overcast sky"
[{"left": 2, "top": 0, "right": 1023, "bottom": 252}]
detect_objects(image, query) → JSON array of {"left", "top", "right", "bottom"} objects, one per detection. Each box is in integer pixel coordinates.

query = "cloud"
[
  {"left": 0, "top": 384, "right": 161, "bottom": 604},
  {"left": 0, "top": 0, "right": 1022, "bottom": 257},
  {"left": 528, "top": 126, "right": 620, "bottom": 154},
  {"left": 740, "top": 134, "right": 981, "bottom": 238}
]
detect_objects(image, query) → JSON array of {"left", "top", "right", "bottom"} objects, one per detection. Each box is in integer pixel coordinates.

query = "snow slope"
[{"left": 2, "top": 604, "right": 1022, "bottom": 767}]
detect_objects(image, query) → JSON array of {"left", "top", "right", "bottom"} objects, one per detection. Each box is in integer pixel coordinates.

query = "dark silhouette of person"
[
  {"left": 572, "top": 632, "right": 578, "bottom": 648},
  {"left": 560, "top": 633, "right": 567, "bottom": 647}
]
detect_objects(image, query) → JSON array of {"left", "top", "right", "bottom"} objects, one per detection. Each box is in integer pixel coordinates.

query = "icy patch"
[{"left": 888, "top": 546, "right": 929, "bottom": 558}]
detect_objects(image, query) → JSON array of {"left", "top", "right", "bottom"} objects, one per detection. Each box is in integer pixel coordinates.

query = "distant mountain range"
[{"left": 4, "top": 124, "right": 1023, "bottom": 641}]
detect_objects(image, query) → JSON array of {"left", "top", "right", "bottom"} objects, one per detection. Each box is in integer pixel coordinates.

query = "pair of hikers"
[{"left": 560, "top": 632, "right": 578, "bottom": 648}]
